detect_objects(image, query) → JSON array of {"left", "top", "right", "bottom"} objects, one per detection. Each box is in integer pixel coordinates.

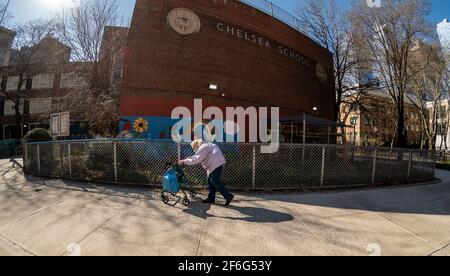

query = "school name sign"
[{"left": 216, "top": 22, "right": 313, "bottom": 69}]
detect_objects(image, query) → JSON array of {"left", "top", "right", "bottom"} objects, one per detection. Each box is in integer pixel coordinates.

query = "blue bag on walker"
[{"left": 163, "top": 169, "right": 179, "bottom": 193}]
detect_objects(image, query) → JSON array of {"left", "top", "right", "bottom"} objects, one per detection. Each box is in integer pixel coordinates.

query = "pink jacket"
[{"left": 183, "top": 143, "right": 226, "bottom": 175}]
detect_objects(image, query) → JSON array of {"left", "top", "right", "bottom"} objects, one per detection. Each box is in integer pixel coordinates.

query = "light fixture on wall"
[
  {"left": 312, "top": 106, "right": 318, "bottom": 112},
  {"left": 208, "top": 84, "right": 218, "bottom": 91}
]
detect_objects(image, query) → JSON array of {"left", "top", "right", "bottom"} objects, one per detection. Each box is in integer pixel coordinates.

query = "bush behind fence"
[{"left": 23, "top": 140, "right": 436, "bottom": 190}]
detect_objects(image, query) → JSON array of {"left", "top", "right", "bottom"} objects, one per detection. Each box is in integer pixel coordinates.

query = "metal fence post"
[
  {"left": 60, "top": 143, "right": 64, "bottom": 177},
  {"left": 421, "top": 152, "right": 426, "bottom": 175},
  {"left": 177, "top": 143, "right": 181, "bottom": 161},
  {"left": 24, "top": 143, "right": 28, "bottom": 169},
  {"left": 113, "top": 142, "right": 118, "bottom": 183},
  {"left": 407, "top": 151, "right": 412, "bottom": 181},
  {"left": 252, "top": 145, "right": 256, "bottom": 188},
  {"left": 68, "top": 143, "right": 72, "bottom": 178},
  {"left": 37, "top": 144, "right": 41, "bottom": 175},
  {"left": 433, "top": 150, "right": 437, "bottom": 177},
  {"left": 371, "top": 149, "right": 377, "bottom": 185},
  {"left": 320, "top": 146, "right": 326, "bottom": 188}
]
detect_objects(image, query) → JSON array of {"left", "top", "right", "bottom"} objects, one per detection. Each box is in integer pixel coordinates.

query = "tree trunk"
[
  {"left": 339, "top": 124, "right": 347, "bottom": 144},
  {"left": 396, "top": 99, "right": 406, "bottom": 148},
  {"left": 13, "top": 75, "right": 25, "bottom": 140},
  {"left": 14, "top": 98, "right": 22, "bottom": 140}
]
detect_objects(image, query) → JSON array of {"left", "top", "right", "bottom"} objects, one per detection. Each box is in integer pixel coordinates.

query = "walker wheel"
[
  {"left": 190, "top": 191, "right": 197, "bottom": 198},
  {"left": 171, "top": 192, "right": 177, "bottom": 197},
  {"left": 182, "top": 198, "right": 190, "bottom": 206},
  {"left": 162, "top": 195, "right": 170, "bottom": 204}
]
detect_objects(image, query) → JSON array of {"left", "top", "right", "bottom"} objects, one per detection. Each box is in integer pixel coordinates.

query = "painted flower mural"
[{"left": 133, "top": 118, "right": 149, "bottom": 133}]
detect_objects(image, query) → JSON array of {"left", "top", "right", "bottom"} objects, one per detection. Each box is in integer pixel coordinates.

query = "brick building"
[
  {"left": 119, "top": 0, "right": 335, "bottom": 139},
  {"left": 0, "top": 35, "right": 91, "bottom": 140},
  {"left": 0, "top": 25, "right": 129, "bottom": 141},
  {"left": 0, "top": 27, "right": 14, "bottom": 66},
  {"left": 341, "top": 92, "right": 424, "bottom": 147}
]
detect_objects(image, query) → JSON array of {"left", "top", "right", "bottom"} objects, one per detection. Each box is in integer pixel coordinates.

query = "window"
[
  {"left": 60, "top": 73, "right": 88, "bottom": 89},
  {"left": 25, "top": 77, "right": 33, "bottom": 90},
  {"left": 29, "top": 98, "right": 52, "bottom": 114},
  {"left": 4, "top": 100, "right": 24, "bottom": 116},
  {"left": 350, "top": 117, "right": 358, "bottom": 126},
  {"left": 32, "top": 74, "right": 54, "bottom": 90},
  {"left": 29, "top": 123, "right": 50, "bottom": 131},
  {"left": 364, "top": 118, "right": 371, "bottom": 126},
  {"left": 6, "top": 76, "right": 25, "bottom": 91},
  {"left": 1, "top": 76, "right": 6, "bottom": 91}
]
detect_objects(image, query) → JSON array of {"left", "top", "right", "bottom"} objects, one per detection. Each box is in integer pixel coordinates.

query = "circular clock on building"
[{"left": 167, "top": 8, "right": 201, "bottom": 35}]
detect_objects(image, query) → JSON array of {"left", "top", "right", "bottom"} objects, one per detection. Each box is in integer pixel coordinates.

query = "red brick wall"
[{"left": 120, "top": 0, "right": 335, "bottom": 119}]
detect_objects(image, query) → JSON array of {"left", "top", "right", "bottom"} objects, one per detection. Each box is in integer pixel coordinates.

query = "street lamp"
[
  {"left": 312, "top": 106, "right": 319, "bottom": 117},
  {"left": 208, "top": 84, "right": 218, "bottom": 91}
]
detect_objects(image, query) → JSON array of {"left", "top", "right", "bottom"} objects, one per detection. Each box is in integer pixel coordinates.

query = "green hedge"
[{"left": 24, "top": 129, "right": 52, "bottom": 142}]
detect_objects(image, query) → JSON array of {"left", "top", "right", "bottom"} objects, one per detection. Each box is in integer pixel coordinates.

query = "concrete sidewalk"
[{"left": 0, "top": 158, "right": 449, "bottom": 256}]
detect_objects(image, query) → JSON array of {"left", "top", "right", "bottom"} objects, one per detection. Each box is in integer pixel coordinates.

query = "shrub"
[{"left": 24, "top": 128, "right": 52, "bottom": 142}]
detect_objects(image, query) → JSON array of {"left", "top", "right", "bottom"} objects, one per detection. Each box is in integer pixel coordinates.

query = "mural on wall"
[
  {"left": 133, "top": 118, "right": 149, "bottom": 133},
  {"left": 119, "top": 116, "right": 174, "bottom": 139},
  {"left": 119, "top": 116, "right": 239, "bottom": 142}
]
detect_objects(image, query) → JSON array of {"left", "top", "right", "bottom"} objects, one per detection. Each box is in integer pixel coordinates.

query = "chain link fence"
[
  {"left": 0, "top": 140, "right": 18, "bottom": 158},
  {"left": 22, "top": 140, "right": 436, "bottom": 190}
]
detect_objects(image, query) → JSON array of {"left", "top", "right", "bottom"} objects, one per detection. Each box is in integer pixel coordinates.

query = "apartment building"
[{"left": 341, "top": 92, "right": 424, "bottom": 147}]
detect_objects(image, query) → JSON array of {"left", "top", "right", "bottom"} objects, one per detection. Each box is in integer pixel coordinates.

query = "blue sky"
[{"left": 2, "top": 0, "right": 449, "bottom": 27}]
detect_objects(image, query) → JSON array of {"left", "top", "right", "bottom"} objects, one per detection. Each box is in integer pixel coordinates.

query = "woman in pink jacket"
[{"left": 179, "top": 140, "right": 234, "bottom": 205}]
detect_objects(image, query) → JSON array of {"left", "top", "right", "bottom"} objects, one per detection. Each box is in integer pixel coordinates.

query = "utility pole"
[{"left": 0, "top": 0, "right": 11, "bottom": 26}]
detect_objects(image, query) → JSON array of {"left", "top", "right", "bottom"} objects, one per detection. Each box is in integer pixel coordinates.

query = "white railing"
[{"left": 241, "top": 0, "right": 303, "bottom": 33}]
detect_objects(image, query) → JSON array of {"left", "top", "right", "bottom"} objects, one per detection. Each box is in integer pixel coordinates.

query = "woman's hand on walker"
[{"left": 178, "top": 160, "right": 185, "bottom": 166}]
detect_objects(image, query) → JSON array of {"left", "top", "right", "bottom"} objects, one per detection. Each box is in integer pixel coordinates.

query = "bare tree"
[
  {"left": 0, "top": 1, "right": 12, "bottom": 27},
  {"left": 349, "top": 0, "right": 432, "bottom": 147},
  {"left": 296, "top": 0, "right": 372, "bottom": 143},
  {"left": 53, "top": 0, "right": 124, "bottom": 137},
  {"left": 0, "top": 20, "right": 54, "bottom": 140},
  {"left": 407, "top": 44, "right": 450, "bottom": 150}
]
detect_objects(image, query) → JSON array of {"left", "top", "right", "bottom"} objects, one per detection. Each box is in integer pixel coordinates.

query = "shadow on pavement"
[
  {"left": 12, "top": 156, "right": 450, "bottom": 217},
  {"left": 182, "top": 199, "right": 294, "bottom": 223},
  {"left": 243, "top": 180, "right": 450, "bottom": 216}
]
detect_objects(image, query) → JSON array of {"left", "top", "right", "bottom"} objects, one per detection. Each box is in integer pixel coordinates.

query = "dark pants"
[{"left": 207, "top": 166, "right": 232, "bottom": 201}]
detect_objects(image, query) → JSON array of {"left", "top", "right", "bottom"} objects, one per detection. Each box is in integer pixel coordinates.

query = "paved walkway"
[{"left": 0, "top": 158, "right": 449, "bottom": 256}]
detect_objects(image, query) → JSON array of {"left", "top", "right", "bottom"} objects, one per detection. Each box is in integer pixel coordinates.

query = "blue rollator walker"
[{"left": 161, "top": 162, "right": 196, "bottom": 206}]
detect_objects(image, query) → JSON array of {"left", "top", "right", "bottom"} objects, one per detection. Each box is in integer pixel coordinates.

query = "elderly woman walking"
[{"left": 179, "top": 140, "right": 234, "bottom": 205}]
